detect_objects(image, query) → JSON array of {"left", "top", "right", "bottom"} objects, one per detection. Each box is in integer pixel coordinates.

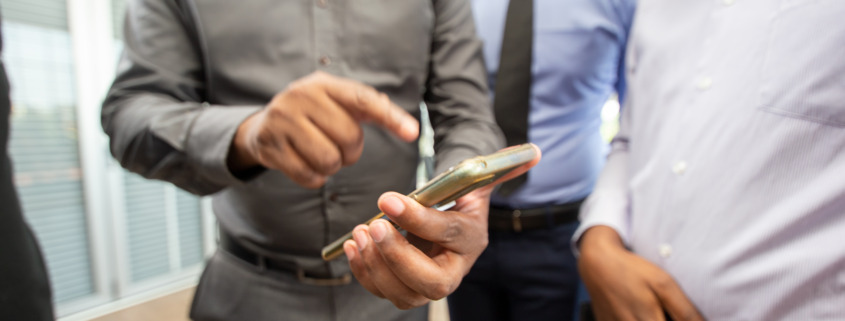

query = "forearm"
[
  {"left": 103, "top": 0, "right": 265, "bottom": 195},
  {"left": 103, "top": 92, "right": 261, "bottom": 195}
]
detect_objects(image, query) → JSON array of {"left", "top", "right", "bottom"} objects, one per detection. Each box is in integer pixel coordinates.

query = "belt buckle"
[
  {"left": 296, "top": 269, "right": 352, "bottom": 286},
  {"left": 511, "top": 209, "right": 523, "bottom": 233}
]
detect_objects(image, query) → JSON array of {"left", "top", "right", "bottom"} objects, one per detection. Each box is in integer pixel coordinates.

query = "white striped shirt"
[{"left": 575, "top": 0, "right": 845, "bottom": 319}]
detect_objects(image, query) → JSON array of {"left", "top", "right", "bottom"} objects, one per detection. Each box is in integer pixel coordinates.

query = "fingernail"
[
  {"left": 370, "top": 220, "right": 388, "bottom": 243},
  {"left": 343, "top": 240, "right": 357, "bottom": 260},
  {"left": 380, "top": 195, "right": 405, "bottom": 217},
  {"left": 404, "top": 122, "right": 420, "bottom": 141},
  {"left": 354, "top": 230, "right": 369, "bottom": 251},
  {"left": 397, "top": 115, "right": 419, "bottom": 140}
]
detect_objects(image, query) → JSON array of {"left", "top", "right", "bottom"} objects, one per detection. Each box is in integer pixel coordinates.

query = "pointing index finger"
[{"left": 320, "top": 75, "right": 419, "bottom": 142}]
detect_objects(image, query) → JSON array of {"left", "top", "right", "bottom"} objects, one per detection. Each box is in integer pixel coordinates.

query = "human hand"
[
  {"left": 578, "top": 226, "right": 705, "bottom": 321},
  {"left": 342, "top": 144, "right": 541, "bottom": 309},
  {"left": 228, "top": 71, "right": 419, "bottom": 188}
]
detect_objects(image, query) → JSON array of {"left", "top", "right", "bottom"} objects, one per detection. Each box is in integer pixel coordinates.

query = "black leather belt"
[
  {"left": 219, "top": 231, "right": 351, "bottom": 286},
  {"left": 488, "top": 199, "right": 584, "bottom": 232}
]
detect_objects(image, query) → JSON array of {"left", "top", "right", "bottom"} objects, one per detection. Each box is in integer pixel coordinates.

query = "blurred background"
[
  {"left": 0, "top": 0, "right": 619, "bottom": 320},
  {"left": 2, "top": 0, "right": 213, "bottom": 319}
]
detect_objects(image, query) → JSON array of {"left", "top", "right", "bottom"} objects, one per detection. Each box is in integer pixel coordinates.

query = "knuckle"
[
  {"left": 356, "top": 87, "right": 379, "bottom": 106},
  {"left": 265, "top": 103, "right": 293, "bottom": 121},
  {"left": 339, "top": 130, "right": 364, "bottom": 163},
  {"left": 380, "top": 250, "right": 401, "bottom": 267},
  {"left": 411, "top": 297, "right": 431, "bottom": 309},
  {"left": 341, "top": 144, "right": 363, "bottom": 165},
  {"left": 652, "top": 273, "right": 675, "bottom": 291},
  {"left": 427, "top": 281, "right": 453, "bottom": 300},
  {"left": 392, "top": 297, "right": 427, "bottom": 310},
  {"left": 288, "top": 170, "right": 310, "bottom": 184},
  {"left": 372, "top": 290, "right": 386, "bottom": 299},
  {"left": 252, "top": 150, "right": 270, "bottom": 167},
  {"left": 313, "top": 152, "right": 341, "bottom": 175},
  {"left": 290, "top": 169, "right": 322, "bottom": 189},
  {"left": 442, "top": 220, "right": 463, "bottom": 243},
  {"left": 300, "top": 178, "right": 324, "bottom": 189},
  {"left": 286, "top": 77, "right": 323, "bottom": 101},
  {"left": 284, "top": 83, "right": 309, "bottom": 100},
  {"left": 392, "top": 299, "right": 413, "bottom": 310},
  {"left": 478, "top": 234, "right": 489, "bottom": 249},
  {"left": 254, "top": 129, "right": 276, "bottom": 148},
  {"left": 678, "top": 311, "right": 699, "bottom": 321}
]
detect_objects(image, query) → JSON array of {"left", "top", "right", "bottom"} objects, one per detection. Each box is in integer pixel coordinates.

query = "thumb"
[{"left": 377, "top": 192, "right": 429, "bottom": 226}]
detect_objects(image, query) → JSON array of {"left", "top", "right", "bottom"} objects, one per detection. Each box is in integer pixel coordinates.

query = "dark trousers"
[{"left": 448, "top": 221, "right": 581, "bottom": 321}]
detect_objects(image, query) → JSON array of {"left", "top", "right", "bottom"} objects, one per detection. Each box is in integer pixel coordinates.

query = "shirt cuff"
[
  {"left": 571, "top": 189, "right": 631, "bottom": 256},
  {"left": 185, "top": 105, "right": 263, "bottom": 189}
]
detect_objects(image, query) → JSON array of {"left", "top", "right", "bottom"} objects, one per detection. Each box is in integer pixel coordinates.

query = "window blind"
[
  {"left": 122, "top": 173, "right": 171, "bottom": 282},
  {"left": 1, "top": 0, "right": 94, "bottom": 304},
  {"left": 176, "top": 189, "right": 204, "bottom": 268}
]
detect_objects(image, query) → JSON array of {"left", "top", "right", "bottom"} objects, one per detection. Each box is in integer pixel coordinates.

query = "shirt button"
[
  {"left": 723, "top": 0, "right": 735, "bottom": 6},
  {"left": 672, "top": 161, "right": 688, "bottom": 175},
  {"left": 319, "top": 56, "right": 331, "bottom": 66},
  {"left": 317, "top": 0, "right": 328, "bottom": 8},
  {"left": 659, "top": 244, "right": 673, "bottom": 258},
  {"left": 697, "top": 77, "right": 713, "bottom": 90}
]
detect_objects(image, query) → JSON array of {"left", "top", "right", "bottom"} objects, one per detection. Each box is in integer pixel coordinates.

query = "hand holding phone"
[
  {"left": 321, "top": 143, "right": 540, "bottom": 261},
  {"left": 342, "top": 143, "right": 541, "bottom": 308}
]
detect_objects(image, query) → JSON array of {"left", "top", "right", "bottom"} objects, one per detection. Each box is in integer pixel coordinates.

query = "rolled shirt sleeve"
[
  {"left": 102, "top": 0, "right": 261, "bottom": 195},
  {"left": 426, "top": 0, "right": 506, "bottom": 173},
  {"left": 572, "top": 97, "right": 633, "bottom": 254}
]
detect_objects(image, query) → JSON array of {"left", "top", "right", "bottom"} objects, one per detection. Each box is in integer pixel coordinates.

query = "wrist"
[
  {"left": 579, "top": 225, "right": 626, "bottom": 255},
  {"left": 227, "top": 112, "right": 261, "bottom": 173}
]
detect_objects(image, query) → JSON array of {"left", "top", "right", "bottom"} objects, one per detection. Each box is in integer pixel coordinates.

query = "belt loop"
[{"left": 512, "top": 209, "right": 522, "bottom": 232}]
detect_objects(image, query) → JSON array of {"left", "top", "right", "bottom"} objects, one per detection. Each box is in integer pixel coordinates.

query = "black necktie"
[{"left": 494, "top": 0, "right": 533, "bottom": 195}]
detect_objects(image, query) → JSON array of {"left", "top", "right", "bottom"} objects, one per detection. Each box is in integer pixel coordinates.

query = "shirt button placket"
[
  {"left": 319, "top": 56, "right": 332, "bottom": 66},
  {"left": 313, "top": 0, "right": 336, "bottom": 72}
]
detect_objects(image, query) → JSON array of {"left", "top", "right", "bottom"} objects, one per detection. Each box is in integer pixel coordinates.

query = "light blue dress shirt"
[
  {"left": 472, "top": 0, "right": 635, "bottom": 208},
  {"left": 576, "top": 0, "right": 845, "bottom": 319}
]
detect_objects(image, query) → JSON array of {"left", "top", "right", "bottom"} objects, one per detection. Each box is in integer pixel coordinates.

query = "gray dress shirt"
[
  {"left": 575, "top": 0, "right": 845, "bottom": 319},
  {"left": 103, "top": 0, "right": 503, "bottom": 277}
]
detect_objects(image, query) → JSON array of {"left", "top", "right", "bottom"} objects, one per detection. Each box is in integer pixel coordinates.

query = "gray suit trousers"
[{"left": 190, "top": 250, "right": 428, "bottom": 321}]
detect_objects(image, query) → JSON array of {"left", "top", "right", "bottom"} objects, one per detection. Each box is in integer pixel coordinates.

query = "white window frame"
[{"left": 48, "top": 0, "right": 217, "bottom": 318}]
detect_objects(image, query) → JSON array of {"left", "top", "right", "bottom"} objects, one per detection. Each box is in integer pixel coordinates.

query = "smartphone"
[{"left": 321, "top": 143, "right": 539, "bottom": 261}]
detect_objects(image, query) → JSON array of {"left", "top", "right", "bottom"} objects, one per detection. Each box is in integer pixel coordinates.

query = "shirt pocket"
[{"left": 758, "top": 0, "right": 845, "bottom": 127}]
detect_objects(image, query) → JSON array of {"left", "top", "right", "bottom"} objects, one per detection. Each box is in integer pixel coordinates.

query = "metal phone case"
[{"left": 321, "top": 143, "right": 538, "bottom": 261}]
